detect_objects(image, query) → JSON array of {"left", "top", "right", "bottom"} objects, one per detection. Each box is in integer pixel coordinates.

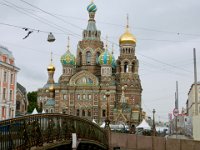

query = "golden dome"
[
  {"left": 119, "top": 28, "right": 136, "bottom": 45},
  {"left": 47, "top": 64, "right": 55, "bottom": 72}
]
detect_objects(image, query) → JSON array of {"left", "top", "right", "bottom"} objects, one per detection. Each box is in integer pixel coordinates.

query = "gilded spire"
[
  {"left": 126, "top": 14, "right": 129, "bottom": 30},
  {"left": 67, "top": 36, "right": 70, "bottom": 52},
  {"left": 105, "top": 35, "right": 108, "bottom": 49},
  {"left": 112, "top": 44, "right": 114, "bottom": 55}
]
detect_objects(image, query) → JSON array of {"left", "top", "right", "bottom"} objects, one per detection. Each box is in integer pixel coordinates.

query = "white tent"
[
  {"left": 136, "top": 119, "right": 151, "bottom": 130},
  {"left": 92, "top": 119, "right": 97, "bottom": 124},
  {"left": 42, "top": 109, "right": 45, "bottom": 113},
  {"left": 32, "top": 108, "right": 38, "bottom": 114}
]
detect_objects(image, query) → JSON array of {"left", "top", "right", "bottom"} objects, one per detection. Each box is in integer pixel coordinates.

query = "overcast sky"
[{"left": 0, "top": 0, "right": 200, "bottom": 121}]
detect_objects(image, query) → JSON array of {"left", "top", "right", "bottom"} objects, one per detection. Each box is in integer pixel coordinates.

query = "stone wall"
[{"left": 110, "top": 132, "right": 200, "bottom": 150}]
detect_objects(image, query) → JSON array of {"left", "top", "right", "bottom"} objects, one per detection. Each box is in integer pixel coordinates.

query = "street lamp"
[
  {"left": 105, "top": 90, "right": 110, "bottom": 129},
  {"left": 152, "top": 109, "right": 156, "bottom": 136}
]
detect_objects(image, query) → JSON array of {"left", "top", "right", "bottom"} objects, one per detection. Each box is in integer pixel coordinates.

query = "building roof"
[
  {"left": 0, "top": 45, "right": 14, "bottom": 58},
  {"left": 17, "top": 82, "right": 27, "bottom": 95}
]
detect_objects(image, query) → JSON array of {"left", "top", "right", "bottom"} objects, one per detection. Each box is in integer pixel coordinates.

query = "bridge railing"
[{"left": 0, "top": 113, "right": 108, "bottom": 149}]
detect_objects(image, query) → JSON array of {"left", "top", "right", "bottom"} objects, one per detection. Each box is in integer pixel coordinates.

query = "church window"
[
  {"left": 96, "top": 52, "right": 100, "bottom": 64},
  {"left": 102, "top": 109, "right": 106, "bottom": 117},
  {"left": 16, "top": 101, "right": 20, "bottom": 110},
  {"left": 82, "top": 109, "right": 85, "bottom": 116},
  {"left": 10, "top": 74, "right": 14, "bottom": 84},
  {"left": 46, "top": 109, "right": 48, "bottom": 113},
  {"left": 79, "top": 52, "right": 82, "bottom": 65},
  {"left": 88, "top": 94, "right": 92, "bottom": 100},
  {"left": 103, "top": 95, "right": 106, "bottom": 100},
  {"left": 89, "top": 31, "right": 91, "bottom": 37},
  {"left": 40, "top": 102, "right": 43, "bottom": 109},
  {"left": 86, "top": 51, "right": 91, "bottom": 64},
  {"left": 83, "top": 94, "right": 86, "bottom": 99},
  {"left": 63, "top": 94, "right": 67, "bottom": 100},
  {"left": 88, "top": 109, "right": 91, "bottom": 116},
  {"left": 124, "top": 62, "right": 128, "bottom": 72},
  {"left": 132, "top": 62, "right": 135, "bottom": 73},
  {"left": 51, "top": 109, "right": 53, "bottom": 113},
  {"left": 77, "top": 109, "right": 80, "bottom": 116},
  {"left": 129, "top": 48, "right": 131, "bottom": 53},
  {"left": 77, "top": 94, "right": 80, "bottom": 100}
]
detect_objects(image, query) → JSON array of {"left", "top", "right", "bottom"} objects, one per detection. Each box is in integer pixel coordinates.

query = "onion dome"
[
  {"left": 47, "top": 64, "right": 55, "bottom": 72},
  {"left": 60, "top": 37, "right": 76, "bottom": 66},
  {"left": 119, "top": 15, "right": 136, "bottom": 45},
  {"left": 98, "top": 49, "right": 114, "bottom": 66},
  {"left": 49, "top": 85, "right": 55, "bottom": 93},
  {"left": 87, "top": 1, "right": 97, "bottom": 13},
  {"left": 47, "top": 52, "right": 55, "bottom": 72}
]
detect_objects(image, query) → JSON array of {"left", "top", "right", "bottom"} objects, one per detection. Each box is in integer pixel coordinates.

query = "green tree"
[{"left": 27, "top": 91, "right": 39, "bottom": 113}]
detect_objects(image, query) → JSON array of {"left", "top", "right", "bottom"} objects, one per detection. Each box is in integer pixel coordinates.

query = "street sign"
[{"left": 173, "top": 108, "right": 179, "bottom": 117}]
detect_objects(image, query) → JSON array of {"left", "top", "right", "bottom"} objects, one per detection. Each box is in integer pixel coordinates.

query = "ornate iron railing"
[{"left": 0, "top": 114, "right": 108, "bottom": 149}]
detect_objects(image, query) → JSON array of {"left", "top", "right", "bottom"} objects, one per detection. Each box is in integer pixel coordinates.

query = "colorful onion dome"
[
  {"left": 87, "top": 1, "right": 97, "bottom": 13},
  {"left": 47, "top": 64, "right": 55, "bottom": 72},
  {"left": 60, "top": 37, "right": 76, "bottom": 66},
  {"left": 60, "top": 50, "right": 75, "bottom": 65},
  {"left": 98, "top": 50, "right": 114, "bottom": 66}
]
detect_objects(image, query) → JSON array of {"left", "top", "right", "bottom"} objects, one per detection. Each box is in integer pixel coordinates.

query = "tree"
[{"left": 27, "top": 91, "right": 39, "bottom": 113}]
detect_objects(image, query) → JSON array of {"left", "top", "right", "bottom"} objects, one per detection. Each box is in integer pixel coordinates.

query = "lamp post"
[
  {"left": 152, "top": 109, "right": 156, "bottom": 136},
  {"left": 105, "top": 90, "right": 110, "bottom": 129}
]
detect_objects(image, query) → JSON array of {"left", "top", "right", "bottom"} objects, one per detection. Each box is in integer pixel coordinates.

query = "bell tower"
[{"left": 116, "top": 15, "right": 142, "bottom": 109}]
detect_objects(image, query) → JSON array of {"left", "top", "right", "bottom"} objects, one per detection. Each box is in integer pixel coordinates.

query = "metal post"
[
  {"left": 193, "top": 48, "right": 198, "bottom": 116},
  {"left": 105, "top": 90, "right": 110, "bottom": 129},
  {"left": 176, "top": 116, "right": 177, "bottom": 138},
  {"left": 152, "top": 109, "right": 156, "bottom": 136}
]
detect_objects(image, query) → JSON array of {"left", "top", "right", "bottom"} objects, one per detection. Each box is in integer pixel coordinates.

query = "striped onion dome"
[
  {"left": 87, "top": 1, "right": 97, "bottom": 13},
  {"left": 98, "top": 49, "right": 116, "bottom": 68}
]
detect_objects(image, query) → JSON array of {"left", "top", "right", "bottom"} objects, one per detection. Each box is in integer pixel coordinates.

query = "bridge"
[{"left": 0, "top": 114, "right": 108, "bottom": 150}]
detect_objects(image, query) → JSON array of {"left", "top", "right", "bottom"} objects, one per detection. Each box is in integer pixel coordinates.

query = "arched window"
[
  {"left": 86, "top": 51, "right": 91, "bottom": 64},
  {"left": 124, "top": 62, "right": 129, "bottom": 72},
  {"left": 132, "top": 62, "right": 135, "bottom": 73},
  {"left": 102, "top": 109, "right": 106, "bottom": 117},
  {"left": 40, "top": 102, "right": 43, "bottom": 109},
  {"left": 96, "top": 52, "right": 100, "bottom": 64},
  {"left": 79, "top": 52, "right": 82, "bottom": 65},
  {"left": 88, "top": 109, "right": 91, "bottom": 116},
  {"left": 51, "top": 109, "right": 53, "bottom": 113},
  {"left": 82, "top": 109, "right": 85, "bottom": 116},
  {"left": 46, "top": 109, "right": 48, "bottom": 113},
  {"left": 16, "top": 101, "right": 20, "bottom": 110},
  {"left": 77, "top": 109, "right": 80, "bottom": 116}
]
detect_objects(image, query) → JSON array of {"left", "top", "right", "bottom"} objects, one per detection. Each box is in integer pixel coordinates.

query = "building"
[
  {"left": 37, "top": 1, "right": 143, "bottom": 126},
  {"left": 16, "top": 82, "right": 28, "bottom": 116},
  {"left": 0, "top": 45, "right": 19, "bottom": 120},
  {"left": 187, "top": 82, "right": 200, "bottom": 116}
]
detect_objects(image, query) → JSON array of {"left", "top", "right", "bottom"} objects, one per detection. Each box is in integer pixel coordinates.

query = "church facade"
[{"left": 37, "top": 1, "right": 143, "bottom": 125}]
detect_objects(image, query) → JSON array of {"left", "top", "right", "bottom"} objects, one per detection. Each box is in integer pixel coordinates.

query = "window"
[
  {"left": 82, "top": 109, "right": 85, "bottom": 116},
  {"left": 86, "top": 51, "right": 91, "bottom": 64},
  {"left": 124, "top": 62, "right": 128, "bottom": 73},
  {"left": 88, "top": 109, "right": 91, "bottom": 116},
  {"left": 46, "top": 109, "right": 48, "bottom": 113},
  {"left": 10, "top": 74, "right": 14, "bottom": 84},
  {"left": 16, "top": 101, "right": 20, "bottom": 110},
  {"left": 102, "top": 109, "right": 106, "bottom": 117},
  {"left": 3, "top": 88, "right": 6, "bottom": 99},
  {"left": 51, "top": 109, "right": 53, "bottom": 113},
  {"left": 103, "top": 95, "right": 106, "bottom": 100},
  {"left": 96, "top": 52, "right": 100, "bottom": 64},
  {"left": 77, "top": 109, "right": 80, "bottom": 116},
  {"left": 83, "top": 94, "right": 86, "bottom": 99},
  {"left": 88, "top": 94, "right": 92, "bottom": 100},
  {"left": 40, "top": 102, "right": 43, "bottom": 109},
  {"left": 3, "top": 71, "right": 7, "bottom": 82},
  {"left": 63, "top": 94, "right": 67, "bottom": 100},
  {"left": 79, "top": 52, "right": 82, "bottom": 65},
  {"left": 77, "top": 94, "right": 80, "bottom": 100},
  {"left": 10, "top": 90, "right": 12, "bottom": 101}
]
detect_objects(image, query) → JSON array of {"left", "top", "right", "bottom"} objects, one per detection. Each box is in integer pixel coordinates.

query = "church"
[{"left": 37, "top": 1, "right": 143, "bottom": 126}]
